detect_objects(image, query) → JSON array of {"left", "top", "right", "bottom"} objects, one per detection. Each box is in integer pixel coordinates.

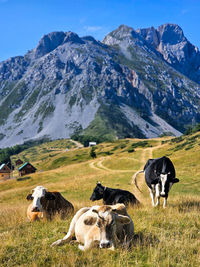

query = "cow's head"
[
  {"left": 90, "top": 182, "right": 105, "bottom": 201},
  {"left": 85, "top": 204, "right": 130, "bottom": 249},
  {"left": 151, "top": 172, "right": 179, "bottom": 197},
  {"left": 26, "top": 186, "right": 55, "bottom": 212}
]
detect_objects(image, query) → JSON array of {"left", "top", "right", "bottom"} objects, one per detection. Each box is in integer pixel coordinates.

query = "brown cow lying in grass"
[
  {"left": 51, "top": 203, "right": 134, "bottom": 251},
  {"left": 26, "top": 185, "right": 74, "bottom": 221}
]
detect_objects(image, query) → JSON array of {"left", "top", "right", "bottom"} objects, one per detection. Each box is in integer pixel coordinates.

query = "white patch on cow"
[
  {"left": 32, "top": 186, "right": 46, "bottom": 211},
  {"left": 102, "top": 211, "right": 109, "bottom": 219},
  {"left": 163, "top": 198, "right": 167, "bottom": 208},
  {"left": 149, "top": 188, "right": 155, "bottom": 206},
  {"left": 160, "top": 174, "right": 167, "bottom": 196},
  {"left": 155, "top": 184, "right": 160, "bottom": 206},
  {"left": 155, "top": 183, "right": 160, "bottom": 198}
]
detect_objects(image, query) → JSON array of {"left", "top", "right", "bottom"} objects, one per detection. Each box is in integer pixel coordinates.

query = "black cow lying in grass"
[{"left": 90, "top": 182, "right": 139, "bottom": 207}]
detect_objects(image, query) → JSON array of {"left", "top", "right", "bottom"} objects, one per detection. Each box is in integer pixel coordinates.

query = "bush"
[
  {"left": 90, "top": 147, "right": 96, "bottom": 158},
  {"left": 128, "top": 148, "right": 135, "bottom": 153}
]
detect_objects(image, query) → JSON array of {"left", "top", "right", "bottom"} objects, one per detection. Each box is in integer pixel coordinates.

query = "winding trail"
[{"left": 89, "top": 157, "right": 134, "bottom": 173}]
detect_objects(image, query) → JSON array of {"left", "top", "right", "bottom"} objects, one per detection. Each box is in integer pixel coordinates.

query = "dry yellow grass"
[{"left": 0, "top": 135, "right": 200, "bottom": 266}]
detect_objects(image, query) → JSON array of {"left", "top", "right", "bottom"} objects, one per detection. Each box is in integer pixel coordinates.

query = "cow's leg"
[
  {"left": 163, "top": 197, "right": 168, "bottom": 208},
  {"left": 149, "top": 187, "right": 155, "bottom": 206},
  {"left": 78, "top": 239, "right": 93, "bottom": 251},
  {"left": 155, "top": 184, "right": 160, "bottom": 206},
  {"left": 51, "top": 207, "right": 89, "bottom": 247}
]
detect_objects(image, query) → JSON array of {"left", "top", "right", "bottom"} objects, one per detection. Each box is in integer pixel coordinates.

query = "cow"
[
  {"left": 51, "top": 203, "right": 134, "bottom": 251},
  {"left": 26, "top": 185, "right": 74, "bottom": 221},
  {"left": 133, "top": 156, "right": 179, "bottom": 208},
  {"left": 90, "top": 182, "right": 139, "bottom": 207}
]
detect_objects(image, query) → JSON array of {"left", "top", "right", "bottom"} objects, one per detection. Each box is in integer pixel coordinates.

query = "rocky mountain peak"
[
  {"left": 63, "top": 31, "right": 84, "bottom": 44},
  {"left": 136, "top": 26, "right": 159, "bottom": 47},
  {"left": 157, "top": 23, "right": 186, "bottom": 45},
  {"left": 102, "top": 24, "right": 136, "bottom": 45},
  {"left": 35, "top": 31, "right": 66, "bottom": 58},
  {"left": 34, "top": 31, "right": 84, "bottom": 59},
  {"left": 137, "top": 23, "right": 200, "bottom": 83}
]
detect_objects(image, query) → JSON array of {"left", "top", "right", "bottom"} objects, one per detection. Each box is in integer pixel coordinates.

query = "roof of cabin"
[
  {"left": 18, "top": 162, "right": 36, "bottom": 171},
  {"left": 0, "top": 163, "right": 6, "bottom": 170},
  {"left": 0, "top": 163, "right": 11, "bottom": 172}
]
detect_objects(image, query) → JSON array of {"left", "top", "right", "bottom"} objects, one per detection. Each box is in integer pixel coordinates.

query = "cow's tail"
[{"left": 132, "top": 170, "right": 144, "bottom": 193}]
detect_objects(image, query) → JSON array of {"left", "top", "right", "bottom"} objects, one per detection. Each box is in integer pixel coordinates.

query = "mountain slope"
[{"left": 0, "top": 24, "right": 200, "bottom": 148}]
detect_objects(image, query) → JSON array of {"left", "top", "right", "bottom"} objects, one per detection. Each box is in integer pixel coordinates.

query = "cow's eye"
[{"left": 97, "top": 222, "right": 101, "bottom": 228}]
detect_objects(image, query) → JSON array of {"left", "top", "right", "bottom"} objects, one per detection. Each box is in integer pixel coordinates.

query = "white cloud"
[
  {"left": 78, "top": 25, "right": 110, "bottom": 40},
  {"left": 83, "top": 26, "right": 103, "bottom": 33},
  {"left": 181, "top": 9, "right": 189, "bottom": 15}
]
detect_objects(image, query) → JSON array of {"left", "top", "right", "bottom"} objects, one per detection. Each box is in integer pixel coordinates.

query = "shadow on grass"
[
  {"left": 173, "top": 200, "right": 200, "bottom": 213},
  {"left": 132, "top": 232, "right": 159, "bottom": 247},
  {"left": 17, "top": 176, "right": 31, "bottom": 181}
]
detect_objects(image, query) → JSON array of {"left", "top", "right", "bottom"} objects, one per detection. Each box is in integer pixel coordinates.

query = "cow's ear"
[
  {"left": 112, "top": 203, "right": 126, "bottom": 214},
  {"left": 115, "top": 214, "right": 130, "bottom": 225},
  {"left": 92, "top": 209, "right": 99, "bottom": 214},
  {"left": 151, "top": 179, "right": 159, "bottom": 185},
  {"left": 26, "top": 194, "right": 33, "bottom": 201},
  {"left": 172, "top": 178, "right": 179, "bottom": 183},
  {"left": 45, "top": 192, "right": 56, "bottom": 200}
]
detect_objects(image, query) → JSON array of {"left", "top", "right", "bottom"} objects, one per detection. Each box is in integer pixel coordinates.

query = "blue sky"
[{"left": 0, "top": 0, "right": 199, "bottom": 61}]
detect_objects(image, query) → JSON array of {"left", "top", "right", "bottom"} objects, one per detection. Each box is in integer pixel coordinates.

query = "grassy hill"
[{"left": 0, "top": 133, "right": 200, "bottom": 266}]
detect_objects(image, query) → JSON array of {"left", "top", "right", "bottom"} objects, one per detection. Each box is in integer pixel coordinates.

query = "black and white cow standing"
[{"left": 133, "top": 156, "right": 179, "bottom": 208}]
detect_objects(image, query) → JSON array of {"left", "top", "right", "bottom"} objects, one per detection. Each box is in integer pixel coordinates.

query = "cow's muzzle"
[
  {"left": 100, "top": 241, "right": 111, "bottom": 249},
  {"left": 160, "top": 193, "right": 166, "bottom": 197}
]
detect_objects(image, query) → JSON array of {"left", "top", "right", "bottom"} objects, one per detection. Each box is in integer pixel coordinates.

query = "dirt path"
[
  {"left": 130, "top": 148, "right": 152, "bottom": 204},
  {"left": 89, "top": 156, "right": 134, "bottom": 173},
  {"left": 69, "top": 139, "right": 83, "bottom": 149},
  {"left": 89, "top": 158, "right": 110, "bottom": 172}
]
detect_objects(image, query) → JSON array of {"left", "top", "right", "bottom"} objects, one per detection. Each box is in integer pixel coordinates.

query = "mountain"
[
  {"left": 136, "top": 23, "right": 200, "bottom": 84},
  {"left": 0, "top": 24, "right": 200, "bottom": 148}
]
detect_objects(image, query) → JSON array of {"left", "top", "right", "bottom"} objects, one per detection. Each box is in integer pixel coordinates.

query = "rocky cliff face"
[
  {"left": 0, "top": 24, "right": 200, "bottom": 148},
  {"left": 137, "top": 23, "right": 200, "bottom": 84}
]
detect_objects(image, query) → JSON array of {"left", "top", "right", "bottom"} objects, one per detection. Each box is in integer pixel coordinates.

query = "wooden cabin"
[
  {"left": 18, "top": 162, "right": 37, "bottom": 176},
  {"left": 15, "top": 159, "right": 23, "bottom": 166},
  {"left": 0, "top": 164, "right": 12, "bottom": 180}
]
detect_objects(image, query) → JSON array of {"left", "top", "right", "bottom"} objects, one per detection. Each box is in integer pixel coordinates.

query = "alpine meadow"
[
  {"left": 0, "top": 132, "right": 200, "bottom": 266},
  {"left": 0, "top": 7, "right": 200, "bottom": 266}
]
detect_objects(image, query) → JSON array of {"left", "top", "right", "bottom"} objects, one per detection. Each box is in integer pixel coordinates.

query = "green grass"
[{"left": 1, "top": 134, "right": 200, "bottom": 266}]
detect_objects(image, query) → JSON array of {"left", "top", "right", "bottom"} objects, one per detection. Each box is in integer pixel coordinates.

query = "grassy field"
[{"left": 0, "top": 134, "right": 200, "bottom": 266}]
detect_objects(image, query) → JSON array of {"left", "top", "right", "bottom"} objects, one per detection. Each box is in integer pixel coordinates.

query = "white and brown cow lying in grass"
[
  {"left": 26, "top": 186, "right": 74, "bottom": 221},
  {"left": 51, "top": 203, "right": 134, "bottom": 251}
]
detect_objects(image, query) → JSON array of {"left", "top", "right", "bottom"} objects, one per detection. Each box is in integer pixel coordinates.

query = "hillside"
[
  {"left": 0, "top": 23, "right": 200, "bottom": 147},
  {"left": 0, "top": 133, "right": 200, "bottom": 266}
]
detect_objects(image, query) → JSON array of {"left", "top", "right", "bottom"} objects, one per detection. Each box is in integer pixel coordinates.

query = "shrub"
[{"left": 90, "top": 147, "right": 97, "bottom": 158}]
